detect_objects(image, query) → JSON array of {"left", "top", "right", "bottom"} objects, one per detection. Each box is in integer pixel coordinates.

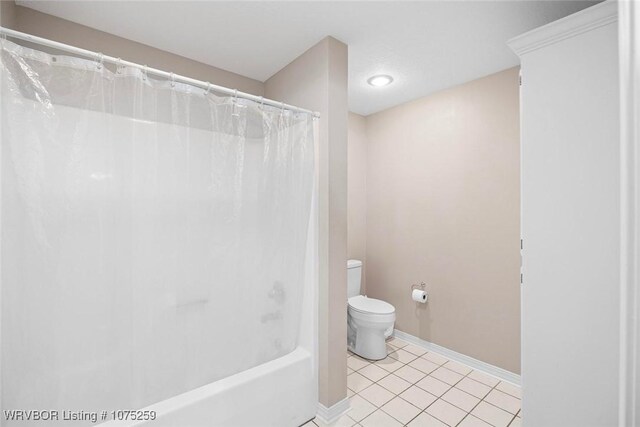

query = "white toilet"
[{"left": 347, "top": 259, "right": 395, "bottom": 360}]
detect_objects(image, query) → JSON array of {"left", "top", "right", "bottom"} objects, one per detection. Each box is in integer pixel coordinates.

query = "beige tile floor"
[{"left": 303, "top": 337, "right": 521, "bottom": 427}]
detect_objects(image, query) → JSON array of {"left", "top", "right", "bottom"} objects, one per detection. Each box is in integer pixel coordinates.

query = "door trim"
[{"left": 619, "top": 1, "right": 640, "bottom": 425}]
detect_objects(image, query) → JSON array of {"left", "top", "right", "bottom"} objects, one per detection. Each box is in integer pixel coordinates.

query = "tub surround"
[{"left": 348, "top": 67, "right": 521, "bottom": 374}]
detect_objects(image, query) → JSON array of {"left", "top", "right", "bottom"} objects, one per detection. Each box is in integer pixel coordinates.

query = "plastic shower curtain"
[{"left": 0, "top": 39, "right": 315, "bottom": 423}]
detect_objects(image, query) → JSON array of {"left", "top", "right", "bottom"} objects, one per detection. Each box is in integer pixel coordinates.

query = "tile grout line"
[
  {"left": 352, "top": 346, "right": 470, "bottom": 426},
  {"left": 349, "top": 340, "right": 520, "bottom": 427},
  {"left": 453, "top": 378, "right": 502, "bottom": 427},
  {"left": 349, "top": 346, "right": 426, "bottom": 424},
  {"left": 350, "top": 344, "right": 442, "bottom": 425},
  {"left": 353, "top": 345, "right": 475, "bottom": 426},
  {"left": 453, "top": 376, "right": 522, "bottom": 427},
  {"left": 410, "top": 351, "right": 521, "bottom": 427},
  {"left": 415, "top": 364, "right": 483, "bottom": 427},
  {"left": 391, "top": 351, "right": 493, "bottom": 426}
]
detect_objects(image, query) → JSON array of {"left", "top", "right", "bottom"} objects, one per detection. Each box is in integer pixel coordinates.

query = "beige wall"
[
  {"left": 348, "top": 112, "right": 368, "bottom": 291},
  {"left": 265, "top": 37, "right": 349, "bottom": 407},
  {"left": 0, "top": 0, "right": 17, "bottom": 28},
  {"left": 1, "top": 1, "right": 262, "bottom": 94},
  {"left": 360, "top": 67, "right": 521, "bottom": 373}
]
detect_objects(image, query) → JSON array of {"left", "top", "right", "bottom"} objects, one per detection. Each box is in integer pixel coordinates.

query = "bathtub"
[
  {"left": 101, "top": 175, "right": 319, "bottom": 427},
  {"left": 102, "top": 348, "right": 316, "bottom": 427}
]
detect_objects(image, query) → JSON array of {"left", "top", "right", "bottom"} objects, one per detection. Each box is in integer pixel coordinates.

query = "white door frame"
[{"left": 619, "top": 1, "right": 640, "bottom": 426}]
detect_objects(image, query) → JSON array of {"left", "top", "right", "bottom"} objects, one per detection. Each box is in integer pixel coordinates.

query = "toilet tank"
[{"left": 347, "top": 259, "right": 363, "bottom": 298}]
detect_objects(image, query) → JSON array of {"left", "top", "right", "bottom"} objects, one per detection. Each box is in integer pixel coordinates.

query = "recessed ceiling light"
[{"left": 367, "top": 75, "right": 394, "bottom": 87}]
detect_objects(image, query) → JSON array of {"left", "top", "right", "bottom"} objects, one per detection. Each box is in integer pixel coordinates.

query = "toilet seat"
[{"left": 348, "top": 295, "right": 395, "bottom": 315}]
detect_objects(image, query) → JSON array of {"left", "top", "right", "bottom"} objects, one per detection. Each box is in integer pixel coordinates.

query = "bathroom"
[{"left": 0, "top": 1, "right": 633, "bottom": 427}]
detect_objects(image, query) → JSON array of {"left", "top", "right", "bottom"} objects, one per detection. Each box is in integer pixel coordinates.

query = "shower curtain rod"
[{"left": 0, "top": 26, "right": 321, "bottom": 118}]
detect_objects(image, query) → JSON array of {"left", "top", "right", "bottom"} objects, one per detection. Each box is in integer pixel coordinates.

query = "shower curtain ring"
[
  {"left": 115, "top": 57, "right": 122, "bottom": 74},
  {"left": 142, "top": 65, "right": 148, "bottom": 81},
  {"left": 96, "top": 52, "right": 104, "bottom": 70},
  {"left": 258, "top": 96, "right": 264, "bottom": 110},
  {"left": 231, "top": 89, "right": 240, "bottom": 117},
  {"left": 280, "top": 102, "right": 285, "bottom": 115},
  {"left": 170, "top": 72, "right": 176, "bottom": 88},
  {"left": 205, "top": 82, "right": 211, "bottom": 96}
]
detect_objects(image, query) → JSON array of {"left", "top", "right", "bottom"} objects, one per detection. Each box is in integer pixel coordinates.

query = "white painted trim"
[
  {"left": 392, "top": 330, "right": 521, "bottom": 386},
  {"left": 508, "top": 0, "right": 617, "bottom": 56},
  {"left": 618, "top": 0, "right": 640, "bottom": 425},
  {"left": 315, "top": 397, "right": 350, "bottom": 425}
]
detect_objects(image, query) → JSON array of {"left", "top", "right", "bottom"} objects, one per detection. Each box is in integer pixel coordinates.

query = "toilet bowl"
[{"left": 347, "top": 260, "right": 395, "bottom": 360}]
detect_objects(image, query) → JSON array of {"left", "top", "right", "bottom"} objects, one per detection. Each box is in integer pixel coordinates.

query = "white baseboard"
[
  {"left": 393, "top": 329, "right": 521, "bottom": 386},
  {"left": 315, "top": 397, "right": 350, "bottom": 424}
]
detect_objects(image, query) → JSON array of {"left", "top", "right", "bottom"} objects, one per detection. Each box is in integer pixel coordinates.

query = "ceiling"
[{"left": 17, "top": 1, "right": 597, "bottom": 116}]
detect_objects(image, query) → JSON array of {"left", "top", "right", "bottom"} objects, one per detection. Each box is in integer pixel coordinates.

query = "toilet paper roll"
[{"left": 412, "top": 289, "right": 427, "bottom": 303}]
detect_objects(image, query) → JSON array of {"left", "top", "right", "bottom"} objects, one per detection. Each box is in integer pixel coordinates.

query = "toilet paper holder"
[{"left": 411, "top": 282, "right": 427, "bottom": 291}]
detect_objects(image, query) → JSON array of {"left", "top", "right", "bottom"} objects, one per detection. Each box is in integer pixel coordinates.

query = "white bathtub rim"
[{"left": 100, "top": 347, "right": 312, "bottom": 426}]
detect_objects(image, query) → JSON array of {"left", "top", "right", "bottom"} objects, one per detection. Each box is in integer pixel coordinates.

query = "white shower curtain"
[{"left": 0, "top": 39, "right": 315, "bottom": 421}]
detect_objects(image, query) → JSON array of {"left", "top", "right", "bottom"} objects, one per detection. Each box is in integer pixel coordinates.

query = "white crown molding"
[
  {"left": 315, "top": 397, "right": 350, "bottom": 425},
  {"left": 393, "top": 330, "right": 521, "bottom": 386},
  {"left": 508, "top": 0, "right": 617, "bottom": 57}
]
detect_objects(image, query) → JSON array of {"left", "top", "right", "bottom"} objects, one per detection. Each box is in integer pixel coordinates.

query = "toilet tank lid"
[{"left": 347, "top": 259, "right": 362, "bottom": 269}]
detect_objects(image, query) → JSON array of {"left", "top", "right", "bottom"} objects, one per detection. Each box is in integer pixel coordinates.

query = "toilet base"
[
  {"left": 347, "top": 317, "right": 394, "bottom": 360},
  {"left": 353, "top": 331, "right": 387, "bottom": 360}
]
